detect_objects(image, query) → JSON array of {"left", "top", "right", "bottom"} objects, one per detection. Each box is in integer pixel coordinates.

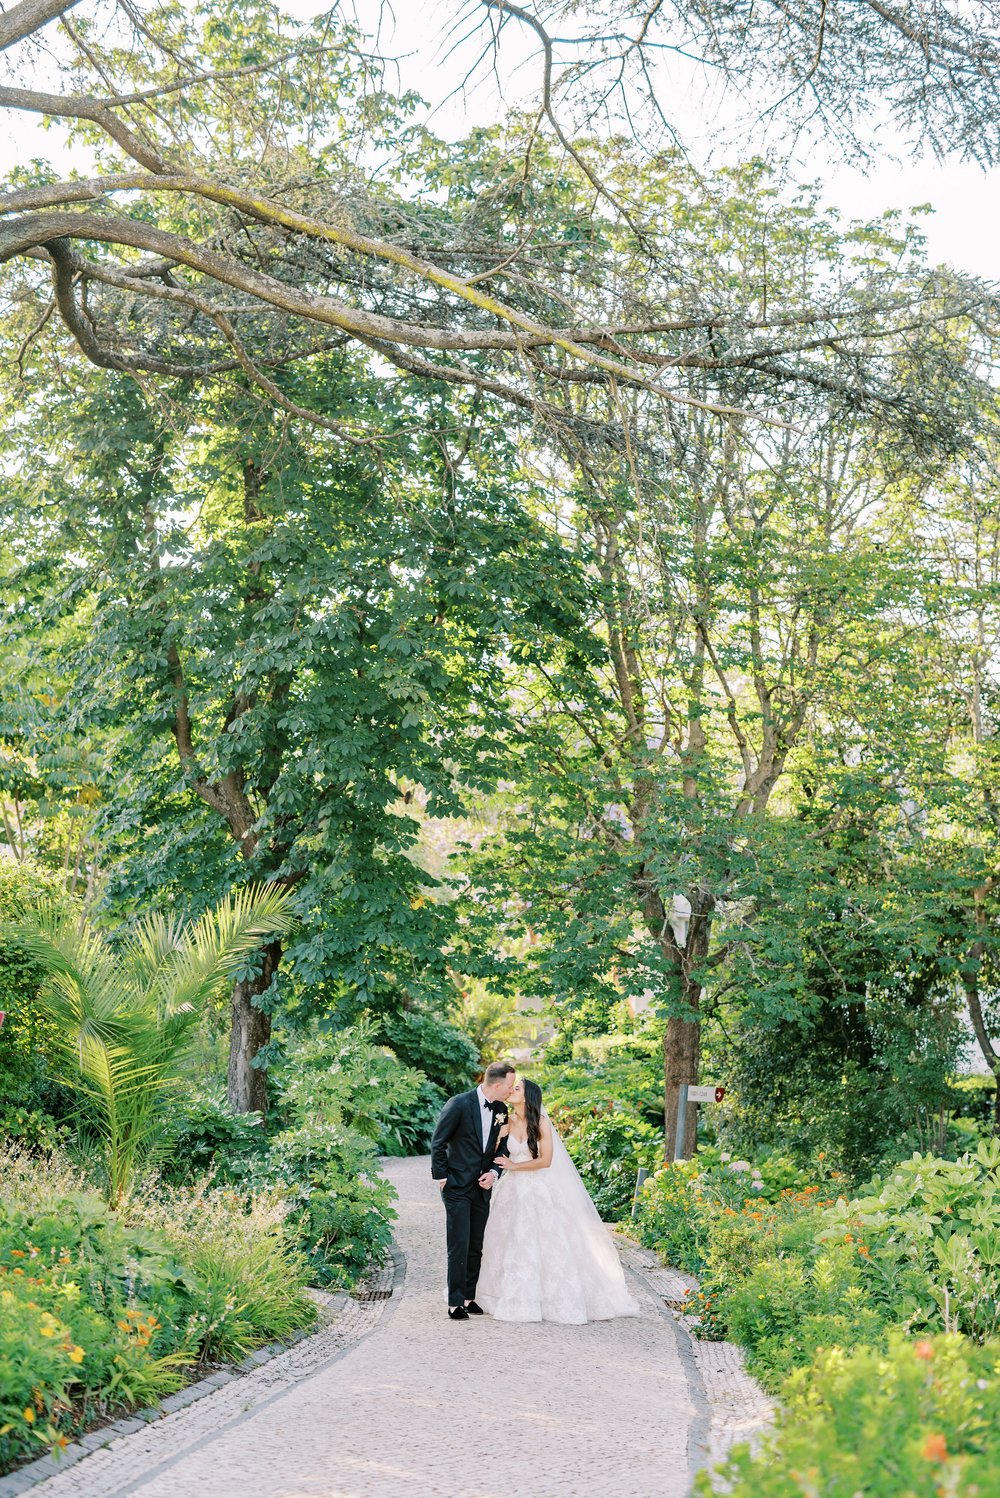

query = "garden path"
[{"left": 29, "top": 1157, "right": 712, "bottom": 1498}]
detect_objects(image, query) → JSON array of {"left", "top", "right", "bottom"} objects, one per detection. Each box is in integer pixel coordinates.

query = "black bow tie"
[{"left": 486, "top": 1101, "right": 506, "bottom": 1112}]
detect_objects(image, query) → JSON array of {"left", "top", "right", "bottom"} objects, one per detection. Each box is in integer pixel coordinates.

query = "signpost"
[
  {"left": 687, "top": 1085, "right": 726, "bottom": 1104},
  {"left": 631, "top": 1165, "right": 650, "bottom": 1219},
  {"left": 673, "top": 1083, "right": 726, "bottom": 1161}
]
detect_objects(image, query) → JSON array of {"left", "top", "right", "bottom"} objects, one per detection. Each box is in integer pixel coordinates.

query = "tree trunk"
[
  {"left": 962, "top": 960, "right": 1000, "bottom": 1138},
  {"left": 662, "top": 904, "right": 711, "bottom": 1160},
  {"left": 663, "top": 1009, "right": 701, "bottom": 1160},
  {"left": 227, "top": 938, "right": 281, "bottom": 1114}
]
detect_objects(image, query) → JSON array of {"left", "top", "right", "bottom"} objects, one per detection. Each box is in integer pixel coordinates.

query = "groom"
[{"left": 431, "top": 1060, "right": 516, "bottom": 1320}]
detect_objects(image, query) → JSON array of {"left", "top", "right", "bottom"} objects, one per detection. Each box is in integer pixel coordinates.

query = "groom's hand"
[
  {"left": 478, "top": 1170, "right": 498, "bottom": 1189},
  {"left": 437, "top": 1179, "right": 446, "bottom": 1190}
]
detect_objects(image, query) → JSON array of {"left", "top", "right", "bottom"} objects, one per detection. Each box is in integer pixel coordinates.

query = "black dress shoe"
[
  {"left": 465, "top": 1301, "right": 485, "bottom": 1315},
  {"left": 448, "top": 1306, "right": 470, "bottom": 1320}
]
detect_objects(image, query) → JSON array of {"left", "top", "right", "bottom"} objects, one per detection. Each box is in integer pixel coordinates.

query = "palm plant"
[{"left": 7, "top": 884, "right": 297, "bottom": 1203}]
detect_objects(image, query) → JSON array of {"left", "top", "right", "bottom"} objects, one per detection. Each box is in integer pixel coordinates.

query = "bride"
[{"left": 475, "top": 1077, "right": 639, "bottom": 1324}]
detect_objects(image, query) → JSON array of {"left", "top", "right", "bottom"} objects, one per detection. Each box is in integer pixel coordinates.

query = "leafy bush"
[
  {"left": 818, "top": 1139, "right": 1000, "bottom": 1344},
  {"left": 0, "top": 860, "right": 75, "bottom": 1146},
  {"left": 533, "top": 1052, "right": 663, "bottom": 1130},
  {"left": 697, "top": 1333, "right": 1000, "bottom": 1497},
  {"left": 377, "top": 1008, "right": 479, "bottom": 1095},
  {"left": 157, "top": 1028, "right": 412, "bottom": 1293},
  {"left": 638, "top": 1138, "right": 1000, "bottom": 1391},
  {"left": 135, "top": 1180, "right": 316, "bottom": 1362},
  {"left": 564, "top": 1112, "right": 662, "bottom": 1220},
  {"left": 6, "top": 885, "right": 296, "bottom": 1202},
  {"left": 273, "top": 1022, "right": 434, "bottom": 1155},
  {"left": 260, "top": 1123, "right": 396, "bottom": 1287},
  {"left": 950, "top": 1072, "right": 997, "bottom": 1128},
  {"left": 159, "top": 1094, "right": 268, "bottom": 1188}
]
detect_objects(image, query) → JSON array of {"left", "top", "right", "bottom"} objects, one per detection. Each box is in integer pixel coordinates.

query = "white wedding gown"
[{"left": 476, "top": 1121, "right": 640, "bottom": 1323}]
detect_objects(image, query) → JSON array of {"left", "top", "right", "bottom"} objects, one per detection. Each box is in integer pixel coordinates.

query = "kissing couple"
[{"left": 430, "top": 1060, "right": 639, "bottom": 1323}]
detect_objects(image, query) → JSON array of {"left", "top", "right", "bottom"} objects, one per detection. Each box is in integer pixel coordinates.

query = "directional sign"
[{"left": 687, "top": 1085, "right": 725, "bottom": 1104}]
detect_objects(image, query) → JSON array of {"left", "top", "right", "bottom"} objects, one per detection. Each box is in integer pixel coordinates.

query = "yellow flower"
[
  {"left": 39, "top": 1324, "right": 56, "bottom": 1338},
  {"left": 22, "top": 1407, "right": 35, "bottom": 1424},
  {"left": 68, "top": 1346, "right": 85, "bottom": 1364}
]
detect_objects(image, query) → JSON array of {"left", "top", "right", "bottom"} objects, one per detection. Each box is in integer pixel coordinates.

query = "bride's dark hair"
[{"left": 523, "top": 1078, "right": 543, "bottom": 1159}]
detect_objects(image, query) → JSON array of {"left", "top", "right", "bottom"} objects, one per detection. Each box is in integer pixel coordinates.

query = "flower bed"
[
  {"left": 0, "top": 1147, "right": 316, "bottom": 1474},
  {"left": 634, "top": 1138, "right": 1000, "bottom": 1493}
]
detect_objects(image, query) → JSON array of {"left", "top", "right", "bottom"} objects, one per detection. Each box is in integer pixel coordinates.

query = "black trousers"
[{"left": 443, "top": 1185, "right": 491, "bottom": 1306}]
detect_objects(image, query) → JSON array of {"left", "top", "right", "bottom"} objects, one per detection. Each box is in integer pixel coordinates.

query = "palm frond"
[{"left": 147, "top": 883, "right": 298, "bottom": 1018}]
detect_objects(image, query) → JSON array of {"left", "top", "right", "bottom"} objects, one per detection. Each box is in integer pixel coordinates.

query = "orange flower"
[
  {"left": 922, "top": 1433, "right": 947, "bottom": 1463},
  {"left": 914, "top": 1340, "right": 935, "bottom": 1362},
  {"left": 858, "top": 1244, "right": 870, "bottom": 1256}
]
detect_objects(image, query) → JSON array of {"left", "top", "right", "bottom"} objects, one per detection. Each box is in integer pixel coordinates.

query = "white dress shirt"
[{"left": 476, "top": 1085, "right": 493, "bottom": 1151}]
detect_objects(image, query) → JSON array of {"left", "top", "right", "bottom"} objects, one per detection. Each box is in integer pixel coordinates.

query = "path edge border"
[{"left": 616, "top": 1238, "right": 713, "bottom": 1492}]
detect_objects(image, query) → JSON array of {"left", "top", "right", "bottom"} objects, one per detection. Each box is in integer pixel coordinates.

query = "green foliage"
[
  {"left": 6, "top": 885, "right": 297, "bottom": 1202},
  {"left": 819, "top": 1140, "right": 1000, "bottom": 1344},
  {"left": 638, "top": 1138, "right": 1000, "bottom": 1405},
  {"left": 533, "top": 1051, "right": 663, "bottom": 1130},
  {"left": 448, "top": 981, "right": 524, "bottom": 1065},
  {"left": 159, "top": 1095, "right": 269, "bottom": 1188},
  {"left": 0, "top": 860, "right": 75, "bottom": 1145},
  {"left": 564, "top": 1112, "right": 662, "bottom": 1220},
  {"left": 273, "top": 1022, "right": 430, "bottom": 1154},
  {"left": 260, "top": 1123, "right": 396, "bottom": 1287},
  {"left": 697, "top": 1334, "right": 1000, "bottom": 1497},
  {"left": 0, "top": 1145, "right": 314, "bottom": 1473},
  {"left": 378, "top": 1009, "right": 479, "bottom": 1095}
]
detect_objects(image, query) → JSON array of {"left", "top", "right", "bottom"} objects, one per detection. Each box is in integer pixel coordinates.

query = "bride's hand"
[{"left": 494, "top": 1155, "right": 512, "bottom": 1169}]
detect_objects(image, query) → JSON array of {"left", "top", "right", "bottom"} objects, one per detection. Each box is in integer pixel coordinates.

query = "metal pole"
[
  {"left": 673, "top": 1082, "right": 689, "bottom": 1162},
  {"left": 631, "top": 1165, "right": 650, "bottom": 1219}
]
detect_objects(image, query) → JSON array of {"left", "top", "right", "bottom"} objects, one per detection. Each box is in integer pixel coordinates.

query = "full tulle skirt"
[{"left": 476, "top": 1130, "right": 640, "bottom": 1324}]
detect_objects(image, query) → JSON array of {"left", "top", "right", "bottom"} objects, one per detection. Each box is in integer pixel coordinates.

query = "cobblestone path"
[{"left": 30, "top": 1156, "right": 711, "bottom": 1498}]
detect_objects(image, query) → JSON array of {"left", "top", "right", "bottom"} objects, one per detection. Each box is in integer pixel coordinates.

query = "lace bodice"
[{"left": 504, "top": 1133, "right": 532, "bottom": 1161}]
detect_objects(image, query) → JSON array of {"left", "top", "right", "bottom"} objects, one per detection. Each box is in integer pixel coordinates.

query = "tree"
[
  {"left": 0, "top": 334, "right": 588, "bottom": 1109},
  {"left": 451, "top": 164, "right": 993, "bottom": 1155},
  {"left": 0, "top": 0, "right": 995, "bottom": 447}
]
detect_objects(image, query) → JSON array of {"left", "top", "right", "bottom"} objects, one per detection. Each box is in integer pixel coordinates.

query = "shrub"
[
  {"left": 133, "top": 1181, "right": 316, "bottom": 1362},
  {"left": 565, "top": 1112, "right": 662, "bottom": 1220},
  {"left": 260, "top": 1123, "right": 396, "bottom": 1287},
  {"left": 273, "top": 1022, "right": 432, "bottom": 1155},
  {"left": 0, "top": 1144, "right": 316, "bottom": 1474},
  {"left": 159, "top": 1094, "right": 269, "bottom": 1188},
  {"left": 697, "top": 1333, "right": 1000, "bottom": 1496},
  {"left": 533, "top": 1054, "right": 663, "bottom": 1130},
  {"left": 818, "top": 1138, "right": 1000, "bottom": 1344},
  {"left": 378, "top": 1008, "right": 479, "bottom": 1095},
  {"left": 0, "top": 860, "right": 74, "bottom": 1147},
  {"left": 6, "top": 885, "right": 296, "bottom": 1202}
]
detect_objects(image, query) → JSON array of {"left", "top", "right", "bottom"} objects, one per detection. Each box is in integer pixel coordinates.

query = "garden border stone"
[{"left": 0, "top": 1272, "right": 387, "bottom": 1498}]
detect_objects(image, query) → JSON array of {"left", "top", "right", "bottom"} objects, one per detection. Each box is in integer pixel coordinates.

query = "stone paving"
[
  {"left": 615, "top": 1241, "right": 774, "bottom": 1468},
  {"left": 22, "top": 1156, "right": 770, "bottom": 1498}
]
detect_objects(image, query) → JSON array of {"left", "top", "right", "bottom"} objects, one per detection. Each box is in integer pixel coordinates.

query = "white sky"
[{"left": 2, "top": 0, "right": 998, "bottom": 282}]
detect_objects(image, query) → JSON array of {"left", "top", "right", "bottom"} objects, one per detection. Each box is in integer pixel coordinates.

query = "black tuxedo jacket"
[{"left": 430, "top": 1089, "right": 509, "bottom": 1192}]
